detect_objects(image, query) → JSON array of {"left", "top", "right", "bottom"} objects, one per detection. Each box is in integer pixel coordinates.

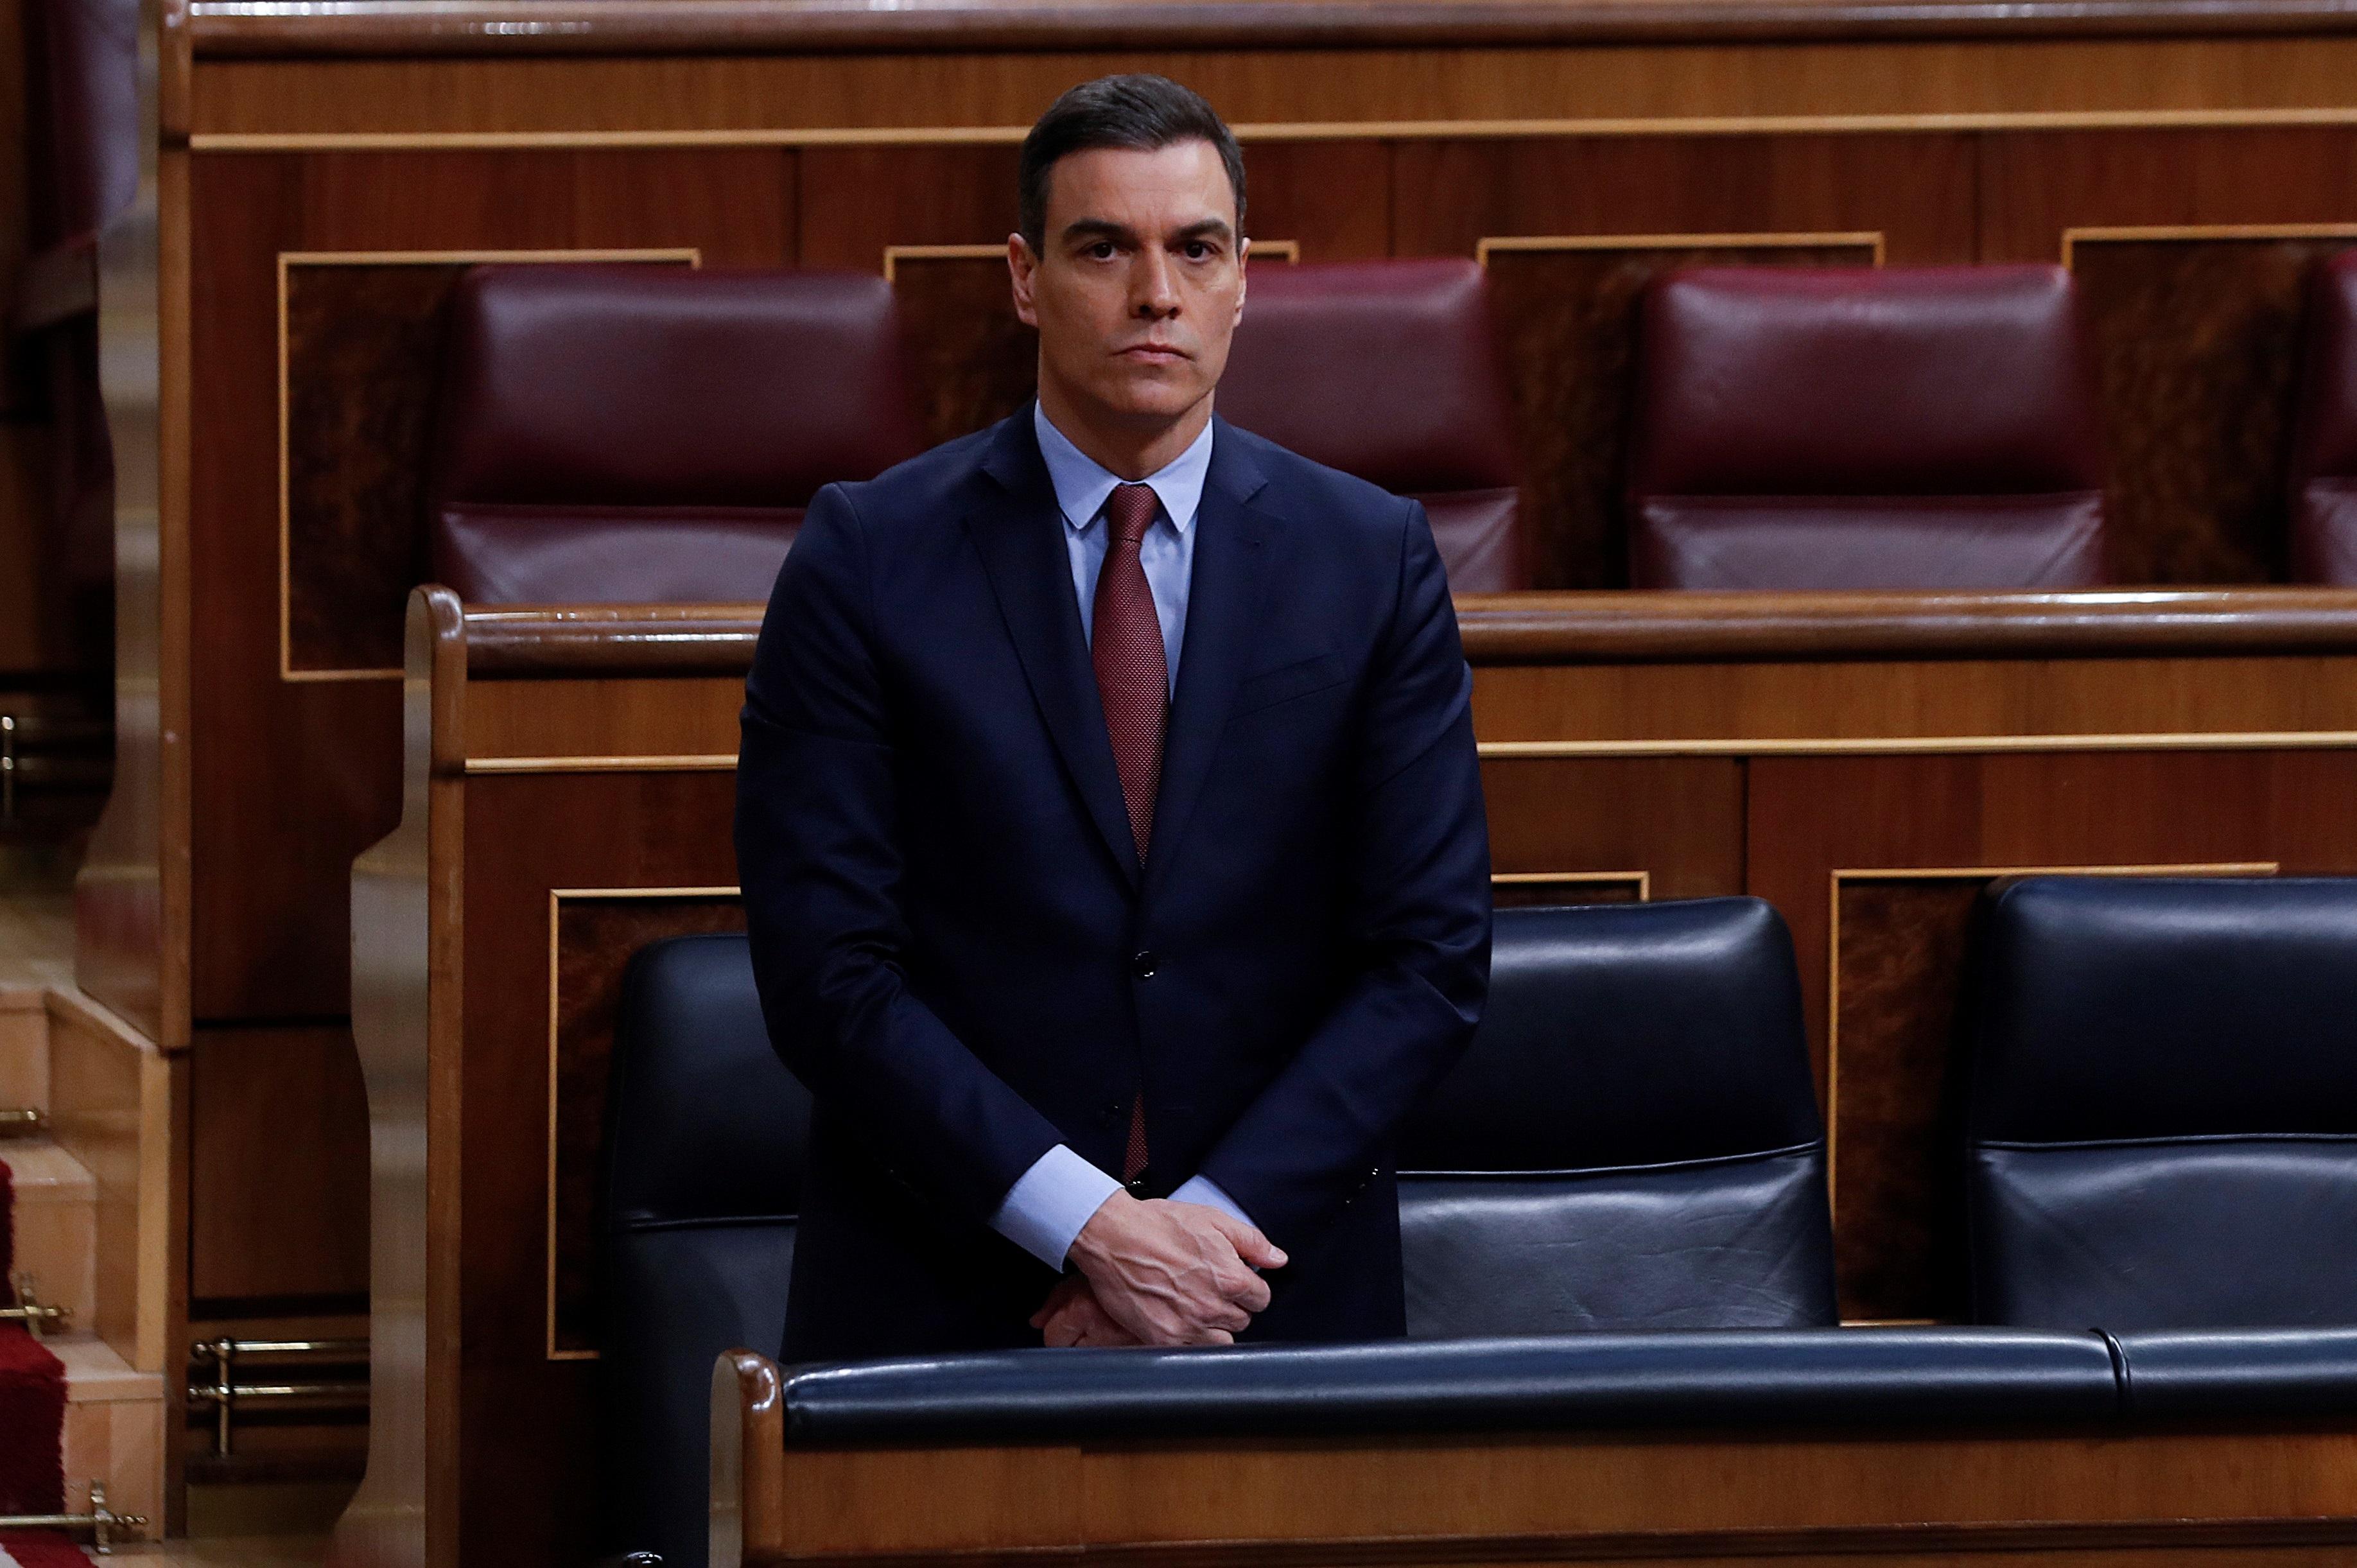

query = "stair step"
[
  {"left": 0, "top": 985, "right": 45, "bottom": 1115},
  {"left": 3, "top": 1136, "right": 98, "bottom": 1332},
  {"left": 54, "top": 1333, "right": 166, "bottom": 1536}
]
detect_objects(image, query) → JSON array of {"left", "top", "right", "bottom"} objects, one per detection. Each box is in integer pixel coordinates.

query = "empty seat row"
[
  {"left": 596, "top": 876, "right": 2357, "bottom": 1562},
  {"left": 442, "top": 256, "right": 2320, "bottom": 603}
]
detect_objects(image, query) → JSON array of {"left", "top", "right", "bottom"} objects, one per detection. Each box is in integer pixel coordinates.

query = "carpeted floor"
[{"left": 0, "top": 1154, "right": 83, "bottom": 1565}]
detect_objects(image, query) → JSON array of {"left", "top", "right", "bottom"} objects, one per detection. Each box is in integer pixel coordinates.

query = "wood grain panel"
[
  {"left": 282, "top": 252, "right": 695, "bottom": 677},
  {"left": 1480, "top": 754, "right": 1744, "bottom": 899},
  {"left": 1470, "top": 654, "right": 2357, "bottom": 744},
  {"left": 548, "top": 889, "right": 744, "bottom": 1355},
  {"left": 186, "top": 37, "right": 2357, "bottom": 139},
  {"left": 188, "top": 1025, "right": 370, "bottom": 1305},
  {"left": 1391, "top": 134, "right": 1974, "bottom": 263},
  {"left": 1481, "top": 236, "right": 1879, "bottom": 588},
  {"left": 463, "top": 674, "right": 744, "bottom": 763},
  {"left": 2071, "top": 232, "right": 2357, "bottom": 584}
]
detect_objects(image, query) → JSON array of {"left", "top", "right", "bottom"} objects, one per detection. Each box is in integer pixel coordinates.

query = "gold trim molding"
[
  {"left": 1480, "top": 731, "right": 2357, "bottom": 758},
  {"left": 2062, "top": 222, "right": 2357, "bottom": 266},
  {"left": 1493, "top": 869, "right": 1653, "bottom": 902},
  {"left": 277, "top": 247, "right": 702, "bottom": 684}
]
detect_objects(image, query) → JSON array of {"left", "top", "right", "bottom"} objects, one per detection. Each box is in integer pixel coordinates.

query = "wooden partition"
[{"left": 345, "top": 581, "right": 2357, "bottom": 1568}]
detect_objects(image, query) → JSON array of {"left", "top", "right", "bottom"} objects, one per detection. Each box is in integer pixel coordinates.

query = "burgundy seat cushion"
[
  {"left": 2291, "top": 250, "right": 2357, "bottom": 584},
  {"left": 1219, "top": 259, "right": 1531, "bottom": 592},
  {"left": 430, "top": 266, "right": 922, "bottom": 604},
  {"left": 1629, "top": 265, "right": 2109, "bottom": 591}
]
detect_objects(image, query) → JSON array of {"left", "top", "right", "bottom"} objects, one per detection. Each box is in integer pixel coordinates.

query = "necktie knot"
[{"left": 1106, "top": 482, "right": 1159, "bottom": 550}]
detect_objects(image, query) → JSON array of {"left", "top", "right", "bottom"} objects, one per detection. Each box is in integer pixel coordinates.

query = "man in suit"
[{"left": 736, "top": 73, "right": 1491, "bottom": 1358}]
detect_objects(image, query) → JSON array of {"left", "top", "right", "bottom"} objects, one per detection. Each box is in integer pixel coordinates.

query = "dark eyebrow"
[
  {"left": 1059, "top": 218, "right": 1138, "bottom": 247},
  {"left": 1172, "top": 219, "right": 1235, "bottom": 246}
]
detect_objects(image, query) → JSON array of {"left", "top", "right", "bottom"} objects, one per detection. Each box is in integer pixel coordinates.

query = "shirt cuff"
[
  {"left": 988, "top": 1144, "right": 1123, "bottom": 1269},
  {"left": 1170, "top": 1173, "right": 1257, "bottom": 1233}
]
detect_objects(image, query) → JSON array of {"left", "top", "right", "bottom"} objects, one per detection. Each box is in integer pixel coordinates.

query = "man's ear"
[
  {"left": 1009, "top": 233, "right": 1039, "bottom": 327},
  {"left": 1233, "top": 236, "right": 1248, "bottom": 329}
]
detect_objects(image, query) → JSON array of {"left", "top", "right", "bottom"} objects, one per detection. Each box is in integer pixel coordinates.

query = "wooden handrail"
[
  {"left": 184, "top": 0, "right": 2357, "bottom": 59},
  {"left": 452, "top": 588, "right": 2357, "bottom": 675}
]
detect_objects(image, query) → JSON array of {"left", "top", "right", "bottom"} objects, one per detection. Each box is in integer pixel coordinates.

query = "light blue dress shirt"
[{"left": 984, "top": 406, "right": 1257, "bottom": 1272}]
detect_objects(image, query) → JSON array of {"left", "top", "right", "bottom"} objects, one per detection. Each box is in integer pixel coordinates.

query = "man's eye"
[
  {"left": 1086, "top": 242, "right": 1117, "bottom": 260},
  {"left": 1183, "top": 242, "right": 1213, "bottom": 261}
]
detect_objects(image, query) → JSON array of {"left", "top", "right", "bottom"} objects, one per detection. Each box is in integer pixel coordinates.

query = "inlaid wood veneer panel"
[{"left": 2071, "top": 233, "right": 2357, "bottom": 584}]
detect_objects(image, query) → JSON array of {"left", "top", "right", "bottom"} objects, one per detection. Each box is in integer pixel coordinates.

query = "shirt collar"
[{"left": 1033, "top": 401, "right": 1213, "bottom": 537}]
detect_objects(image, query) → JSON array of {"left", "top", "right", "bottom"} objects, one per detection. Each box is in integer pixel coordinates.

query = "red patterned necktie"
[{"left": 1093, "top": 481, "right": 1167, "bottom": 1181}]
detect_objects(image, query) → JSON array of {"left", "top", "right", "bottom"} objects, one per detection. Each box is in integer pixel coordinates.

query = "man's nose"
[{"left": 1131, "top": 248, "right": 1180, "bottom": 317}]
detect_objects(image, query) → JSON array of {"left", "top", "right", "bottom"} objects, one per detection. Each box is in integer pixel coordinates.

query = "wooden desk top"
[{"left": 452, "top": 588, "right": 2357, "bottom": 675}]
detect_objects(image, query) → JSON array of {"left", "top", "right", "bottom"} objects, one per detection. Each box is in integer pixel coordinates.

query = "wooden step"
[
  {"left": 3, "top": 1136, "right": 96, "bottom": 1332},
  {"left": 0, "top": 984, "right": 46, "bottom": 1117},
  {"left": 55, "top": 1332, "right": 167, "bottom": 1538}
]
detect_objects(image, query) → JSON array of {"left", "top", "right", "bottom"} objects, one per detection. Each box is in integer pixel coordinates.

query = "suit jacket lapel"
[
  {"left": 1147, "top": 418, "right": 1272, "bottom": 893},
  {"left": 966, "top": 410, "right": 1144, "bottom": 886}
]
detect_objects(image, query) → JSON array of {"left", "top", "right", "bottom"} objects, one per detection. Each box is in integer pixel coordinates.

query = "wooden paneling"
[
  {"left": 454, "top": 767, "right": 738, "bottom": 1567},
  {"left": 1391, "top": 135, "right": 1974, "bottom": 262},
  {"left": 1483, "top": 236, "right": 1879, "bottom": 588},
  {"left": 735, "top": 1416, "right": 2357, "bottom": 1562},
  {"left": 548, "top": 889, "right": 744, "bottom": 1355},
  {"left": 1481, "top": 754, "right": 1744, "bottom": 899},
  {"left": 188, "top": 1025, "right": 370, "bottom": 1305},
  {"left": 184, "top": 37, "right": 2357, "bottom": 139},
  {"left": 186, "top": 148, "right": 791, "bottom": 1022}
]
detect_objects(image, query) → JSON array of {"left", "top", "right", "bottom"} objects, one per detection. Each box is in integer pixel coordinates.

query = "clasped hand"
[{"left": 1029, "top": 1192, "right": 1285, "bottom": 1348}]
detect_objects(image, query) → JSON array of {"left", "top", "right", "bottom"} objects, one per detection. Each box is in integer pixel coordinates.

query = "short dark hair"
[{"left": 1017, "top": 74, "right": 1246, "bottom": 254}]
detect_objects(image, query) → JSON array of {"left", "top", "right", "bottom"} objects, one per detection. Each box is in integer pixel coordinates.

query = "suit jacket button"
[{"left": 1131, "top": 950, "right": 1158, "bottom": 980}]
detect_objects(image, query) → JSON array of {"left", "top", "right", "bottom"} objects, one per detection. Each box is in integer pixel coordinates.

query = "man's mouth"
[{"left": 1120, "top": 344, "right": 1188, "bottom": 362}]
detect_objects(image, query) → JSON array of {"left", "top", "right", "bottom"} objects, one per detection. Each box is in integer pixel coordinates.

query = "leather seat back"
[
  {"left": 601, "top": 932, "right": 810, "bottom": 1565},
  {"left": 1397, "top": 899, "right": 1835, "bottom": 1336},
  {"left": 2291, "top": 250, "right": 2357, "bottom": 582},
  {"left": 1217, "top": 258, "right": 1532, "bottom": 591},
  {"left": 1628, "top": 265, "right": 2109, "bottom": 589},
  {"left": 430, "top": 265, "right": 922, "bottom": 604},
  {"left": 1965, "top": 876, "right": 2357, "bottom": 1330}
]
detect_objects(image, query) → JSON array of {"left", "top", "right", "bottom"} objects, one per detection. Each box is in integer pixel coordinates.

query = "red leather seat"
[
  {"left": 430, "top": 266, "right": 923, "bottom": 604},
  {"left": 2290, "top": 251, "right": 2357, "bottom": 584},
  {"left": 1628, "top": 266, "right": 2109, "bottom": 591},
  {"left": 1217, "top": 259, "right": 1532, "bottom": 591}
]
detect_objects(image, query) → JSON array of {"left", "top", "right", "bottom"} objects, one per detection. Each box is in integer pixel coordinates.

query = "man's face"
[{"left": 1010, "top": 139, "right": 1246, "bottom": 433}]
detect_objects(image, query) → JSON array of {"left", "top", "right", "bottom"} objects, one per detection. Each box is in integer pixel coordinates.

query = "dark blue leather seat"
[
  {"left": 601, "top": 932, "right": 811, "bottom": 1567},
  {"left": 1963, "top": 876, "right": 2357, "bottom": 1331},
  {"left": 769, "top": 1327, "right": 2119, "bottom": 1445},
  {"left": 1399, "top": 900, "right": 1836, "bottom": 1334}
]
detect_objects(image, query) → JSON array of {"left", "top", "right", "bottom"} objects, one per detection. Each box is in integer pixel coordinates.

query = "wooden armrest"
[{"left": 711, "top": 1348, "right": 787, "bottom": 1568}]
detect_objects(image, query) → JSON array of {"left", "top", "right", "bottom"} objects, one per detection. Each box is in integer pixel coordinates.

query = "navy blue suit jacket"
[{"left": 736, "top": 408, "right": 1492, "bottom": 1360}]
